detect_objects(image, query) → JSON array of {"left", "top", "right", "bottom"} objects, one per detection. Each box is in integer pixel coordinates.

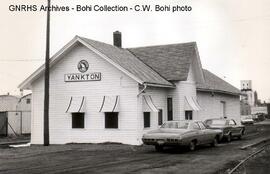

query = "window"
[
  {"left": 167, "top": 98, "right": 173, "bottom": 121},
  {"left": 26, "top": 98, "right": 31, "bottom": 104},
  {"left": 158, "top": 109, "right": 163, "bottom": 125},
  {"left": 185, "top": 111, "right": 193, "bottom": 120},
  {"left": 198, "top": 122, "right": 206, "bottom": 130},
  {"left": 105, "top": 112, "right": 118, "bottom": 128},
  {"left": 229, "top": 119, "right": 236, "bottom": 126},
  {"left": 206, "top": 119, "right": 227, "bottom": 126},
  {"left": 72, "top": 113, "right": 84, "bottom": 128},
  {"left": 144, "top": 112, "right": 150, "bottom": 128},
  {"left": 221, "top": 101, "right": 226, "bottom": 118},
  {"left": 191, "top": 123, "right": 200, "bottom": 130}
]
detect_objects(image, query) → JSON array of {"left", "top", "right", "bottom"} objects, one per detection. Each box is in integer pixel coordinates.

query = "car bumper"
[{"left": 142, "top": 138, "right": 184, "bottom": 146}]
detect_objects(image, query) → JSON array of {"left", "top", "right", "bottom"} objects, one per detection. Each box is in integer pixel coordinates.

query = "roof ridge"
[
  {"left": 78, "top": 36, "right": 123, "bottom": 50},
  {"left": 128, "top": 41, "right": 197, "bottom": 49}
]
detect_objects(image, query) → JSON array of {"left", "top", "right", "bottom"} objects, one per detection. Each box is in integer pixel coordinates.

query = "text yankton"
[{"left": 64, "top": 73, "right": 101, "bottom": 82}]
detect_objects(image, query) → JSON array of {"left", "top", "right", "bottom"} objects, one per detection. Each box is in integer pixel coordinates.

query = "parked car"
[
  {"left": 256, "top": 113, "right": 266, "bottom": 122},
  {"left": 241, "top": 115, "right": 254, "bottom": 125},
  {"left": 142, "top": 120, "right": 222, "bottom": 152},
  {"left": 204, "top": 118, "right": 245, "bottom": 142},
  {"left": 252, "top": 114, "right": 259, "bottom": 122}
]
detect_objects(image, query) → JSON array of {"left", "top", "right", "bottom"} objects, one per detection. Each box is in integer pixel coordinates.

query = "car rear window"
[
  {"left": 206, "top": 119, "right": 227, "bottom": 126},
  {"left": 161, "top": 122, "right": 189, "bottom": 129}
]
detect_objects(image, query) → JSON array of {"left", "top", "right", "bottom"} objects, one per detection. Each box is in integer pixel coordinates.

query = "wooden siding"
[
  {"left": 169, "top": 64, "right": 197, "bottom": 120},
  {"left": 197, "top": 91, "right": 241, "bottom": 124},
  {"left": 31, "top": 44, "right": 140, "bottom": 145}
]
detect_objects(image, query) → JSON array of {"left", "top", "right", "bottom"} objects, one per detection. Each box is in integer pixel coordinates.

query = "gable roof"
[
  {"left": 18, "top": 35, "right": 239, "bottom": 96},
  {"left": 128, "top": 42, "right": 199, "bottom": 81},
  {"left": 197, "top": 69, "right": 240, "bottom": 96},
  {"left": 79, "top": 37, "right": 173, "bottom": 87},
  {"left": 18, "top": 36, "right": 174, "bottom": 89}
]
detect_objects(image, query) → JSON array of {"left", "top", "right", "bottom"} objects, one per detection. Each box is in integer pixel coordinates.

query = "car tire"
[
  {"left": 211, "top": 137, "right": 218, "bottom": 147},
  {"left": 227, "top": 134, "right": 232, "bottom": 142},
  {"left": 237, "top": 134, "right": 242, "bottom": 140},
  {"left": 238, "top": 130, "right": 244, "bottom": 140},
  {"left": 189, "top": 141, "right": 196, "bottom": 151},
  {"left": 155, "top": 145, "right": 164, "bottom": 152}
]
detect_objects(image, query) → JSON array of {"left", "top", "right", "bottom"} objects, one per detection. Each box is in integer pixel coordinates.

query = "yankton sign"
[{"left": 65, "top": 72, "right": 101, "bottom": 82}]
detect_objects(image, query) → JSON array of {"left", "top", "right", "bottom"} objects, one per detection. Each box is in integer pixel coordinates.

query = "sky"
[{"left": 0, "top": 0, "right": 270, "bottom": 101}]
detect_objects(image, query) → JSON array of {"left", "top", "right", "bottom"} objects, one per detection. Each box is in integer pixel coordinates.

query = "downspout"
[
  {"left": 137, "top": 83, "right": 147, "bottom": 145},
  {"left": 137, "top": 83, "right": 147, "bottom": 97}
]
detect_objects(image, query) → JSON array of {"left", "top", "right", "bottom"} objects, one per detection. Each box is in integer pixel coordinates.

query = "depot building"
[{"left": 19, "top": 31, "right": 241, "bottom": 145}]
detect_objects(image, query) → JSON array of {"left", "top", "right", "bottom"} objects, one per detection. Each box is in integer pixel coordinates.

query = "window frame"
[
  {"left": 105, "top": 112, "right": 119, "bottom": 129},
  {"left": 167, "top": 98, "right": 173, "bottom": 121},
  {"left": 185, "top": 110, "right": 193, "bottom": 120},
  {"left": 143, "top": 112, "right": 151, "bottom": 128},
  {"left": 71, "top": 113, "right": 85, "bottom": 129},
  {"left": 158, "top": 109, "right": 163, "bottom": 125},
  {"left": 26, "top": 98, "right": 31, "bottom": 104}
]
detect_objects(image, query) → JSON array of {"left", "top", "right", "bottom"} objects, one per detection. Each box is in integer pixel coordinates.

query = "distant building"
[
  {"left": 240, "top": 80, "right": 254, "bottom": 106},
  {"left": 0, "top": 94, "right": 31, "bottom": 136},
  {"left": 251, "top": 106, "right": 268, "bottom": 115},
  {"left": 240, "top": 101, "right": 251, "bottom": 115},
  {"left": 254, "top": 91, "right": 258, "bottom": 106},
  {"left": 267, "top": 103, "right": 270, "bottom": 116},
  {"left": 240, "top": 80, "right": 267, "bottom": 116}
]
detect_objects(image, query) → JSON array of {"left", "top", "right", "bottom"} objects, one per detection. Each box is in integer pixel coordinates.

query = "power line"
[{"left": 0, "top": 59, "right": 43, "bottom": 62}]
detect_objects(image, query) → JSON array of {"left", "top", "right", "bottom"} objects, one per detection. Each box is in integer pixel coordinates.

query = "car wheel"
[
  {"left": 238, "top": 130, "right": 244, "bottom": 140},
  {"left": 241, "top": 129, "right": 245, "bottom": 135},
  {"left": 211, "top": 138, "right": 218, "bottom": 147},
  {"left": 189, "top": 141, "right": 196, "bottom": 151},
  {"left": 227, "top": 134, "right": 232, "bottom": 142},
  {"left": 237, "top": 134, "right": 242, "bottom": 140},
  {"left": 155, "top": 145, "right": 164, "bottom": 152}
]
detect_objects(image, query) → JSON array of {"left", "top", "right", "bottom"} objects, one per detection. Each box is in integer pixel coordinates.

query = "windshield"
[
  {"left": 161, "top": 122, "right": 189, "bottom": 129},
  {"left": 205, "top": 119, "right": 227, "bottom": 126},
  {"left": 242, "top": 115, "right": 252, "bottom": 119}
]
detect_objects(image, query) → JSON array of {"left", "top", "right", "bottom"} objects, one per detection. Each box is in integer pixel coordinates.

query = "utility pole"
[{"left": 44, "top": 0, "right": 50, "bottom": 146}]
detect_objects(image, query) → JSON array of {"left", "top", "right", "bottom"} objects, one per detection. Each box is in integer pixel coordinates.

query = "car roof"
[
  {"left": 205, "top": 118, "right": 230, "bottom": 121},
  {"left": 164, "top": 120, "right": 203, "bottom": 123}
]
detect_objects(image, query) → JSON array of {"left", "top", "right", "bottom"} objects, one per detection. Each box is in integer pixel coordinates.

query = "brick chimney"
[{"left": 113, "top": 31, "right": 122, "bottom": 48}]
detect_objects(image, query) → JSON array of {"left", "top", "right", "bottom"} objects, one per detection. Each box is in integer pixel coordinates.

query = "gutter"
[
  {"left": 137, "top": 83, "right": 147, "bottom": 97},
  {"left": 196, "top": 88, "right": 241, "bottom": 96},
  {"left": 144, "top": 82, "right": 175, "bottom": 88}
]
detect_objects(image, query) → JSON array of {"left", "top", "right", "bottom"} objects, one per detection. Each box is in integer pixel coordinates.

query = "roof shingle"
[
  {"left": 197, "top": 69, "right": 240, "bottom": 95},
  {"left": 128, "top": 42, "right": 197, "bottom": 81},
  {"left": 80, "top": 37, "right": 174, "bottom": 87}
]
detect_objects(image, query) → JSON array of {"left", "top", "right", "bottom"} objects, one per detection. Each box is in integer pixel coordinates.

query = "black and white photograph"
[{"left": 1, "top": 0, "right": 270, "bottom": 173}]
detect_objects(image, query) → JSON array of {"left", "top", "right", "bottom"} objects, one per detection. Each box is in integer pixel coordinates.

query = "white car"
[{"left": 241, "top": 115, "right": 254, "bottom": 125}]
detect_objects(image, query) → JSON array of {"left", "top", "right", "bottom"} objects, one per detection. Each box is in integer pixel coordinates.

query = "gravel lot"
[{"left": 0, "top": 121, "right": 270, "bottom": 174}]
